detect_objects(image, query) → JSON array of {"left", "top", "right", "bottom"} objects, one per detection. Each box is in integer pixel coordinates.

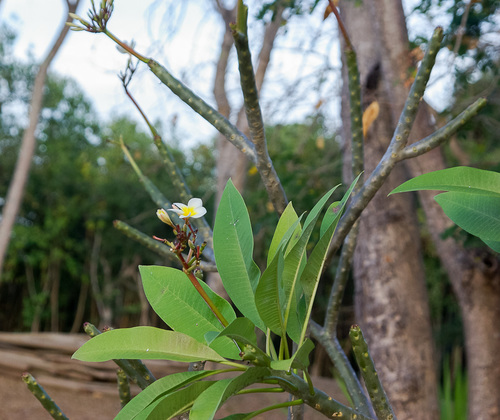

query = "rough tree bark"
[
  {"left": 339, "top": 2, "right": 440, "bottom": 419},
  {"left": 0, "top": 0, "right": 80, "bottom": 278},
  {"left": 365, "top": 1, "right": 500, "bottom": 418}
]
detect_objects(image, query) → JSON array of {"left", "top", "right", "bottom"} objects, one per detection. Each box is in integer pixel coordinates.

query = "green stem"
[
  {"left": 231, "top": 3, "right": 287, "bottom": 214},
  {"left": 104, "top": 30, "right": 149, "bottom": 63},
  {"left": 242, "top": 398, "right": 304, "bottom": 420},
  {"left": 147, "top": 59, "right": 257, "bottom": 163},
  {"left": 22, "top": 373, "right": 68, "bottom": 420},
  {"left": 178, "top": 253, "right": 229, "bottom": 327},
  {"left": 122, "top": 86, "right": 213, "bottom": 248},
  {"left": 118, "top": 137, "right": 174, "bottom": 212},
  {"left": 349, "top": 325, "right": 396, "bottom": 420},
  {"left": 398, "top": 97, "right": 486, "bottom": 160},
  {"left": 116, "top": 368, "right": 131, "bottom": 408},
  {"left": 237, "top": 387, "right": 284, "bottom": 394},
  {"left": 309, "top": 321, "right": 372, "bottom": 416}
]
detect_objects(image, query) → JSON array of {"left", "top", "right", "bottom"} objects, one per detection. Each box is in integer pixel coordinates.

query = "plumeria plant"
[{"left": 71, "top": 176, "right": 379, "bottom": 419}]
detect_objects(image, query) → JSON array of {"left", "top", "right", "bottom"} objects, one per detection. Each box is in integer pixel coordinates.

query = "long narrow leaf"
[
  {"left": 299, "top": 175, "right": 361, "bottom": 344},
  {"left": 72, "top": 327, "right": 226, "bottom": 363},
  {"left": 115, "top": 370, "right": 222, "bottom": 420},
  {"left": 267, "top": 202, "right": 301, "bottom": 265},
  {"left": 435, "top": 192, "right": 500, "bottom": 242},
  {"left": 282, "top": 185, "right": 340, "bottom": 342},
  {"left": 214, "top": 180, "right": 264, "bottom": 330},
  {"left": 135, "top": 381, "right": 214, "bottom": 420},
  {"left": 390, "top": 166, "right": 500, "bottom": 197},
  {"left": 189, "top": 367, "right": 271, "bottom": 420},
  {"left": 255, "top": 246, "right": 286, "bottom": 337}
]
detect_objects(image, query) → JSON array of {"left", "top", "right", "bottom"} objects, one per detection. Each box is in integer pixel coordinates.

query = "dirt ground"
[{"left": 0, "top": 371, "right": 348, "bottom": 420}]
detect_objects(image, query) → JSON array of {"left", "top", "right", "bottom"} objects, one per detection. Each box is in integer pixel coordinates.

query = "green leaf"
[
  {"left": 282, "top": 185, "right": 340, "bottom": 342},
  {"left": 435, "top": 192, "right": 500, "bottom": 242},
  {"left": 389, "top": 166, "right": 500, "bottom": 197},
  {"left": 270, "top": 339, "right": 315, "bottom": 371},
  {"left": 213, "top": 180, "right": 264, "bottom": 330},
  {"left": 189, "top": 367, "right": 271, "bottom": 420},
  {"left": 299, "top": 175, "right": 361, "bottom": 343},
  {"left": 320, "top": 201, "right": 341, "bottom": 238},
  {"left": 139, "top": 266, "right": 239, "bottom": 359},
  {"left": 267, "top": 202, "right": 301, "bottom": 265},
  {"left": 138, "top": 381, "right": 214, "bottom": 420},
  {"left": 482, "top": 239, "right": 500, "bottom": 253},
  {"left": 72, "top": 327, "right": 226, "bottom": 363},
  {"left": 216, "top": 318, "right": 271, "bottom": 367},
  {"left": 216, "top": 317, "right": 258, "bottom": 347},
  {"left": 255, "top": 245, "right": 286, "bottom": 337},
  {"left": 115, "top": 370, "right": 221, "bottom": 420}
]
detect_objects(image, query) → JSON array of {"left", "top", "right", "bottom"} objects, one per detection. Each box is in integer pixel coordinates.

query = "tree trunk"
[
  {"left": 339, "top": 2, "right": 439, "bottom": 418},
  {"left": 364, "top": 1, "right": 500, "bottom": 417},
  {"left": 0, "top": 0, "right": 80, "bottom": 278}
]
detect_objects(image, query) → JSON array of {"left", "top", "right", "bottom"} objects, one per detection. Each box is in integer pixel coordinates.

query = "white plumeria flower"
[{"left": 169, "top": 198, "right": 207, "bottom": 219}]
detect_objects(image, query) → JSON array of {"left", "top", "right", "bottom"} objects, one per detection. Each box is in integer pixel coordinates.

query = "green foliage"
[
  {"left": 72, "top": 177, "right": 368, "bottom": 419},
  {"left": 391, "top": 166, "right": 500, "bottom": 252}
]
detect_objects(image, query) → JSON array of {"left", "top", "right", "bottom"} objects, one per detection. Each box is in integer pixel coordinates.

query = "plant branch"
[
  {"left": 22, "top": 373, "right": 68, "bottom": 420},
  {"left": 147, "top": 59, "right": 257, "bottom": 163},
  {"left": 398, "top": 97, "right": 486, "bottom": 160},
  {"left": 121, "top": 83, "right": 213, "bottom": 247},
  {"left": 327, "top": 27, "right": 444, "bottom": 257},
  {"left": 116, "top": 368, "right": 131, "bottom": 408},
  {"left": 270, "top": 369, "right": 373, "bottom": 419},
  {"left": 350, "top": 325, "right": 396, "bottom": 420},
  {"left": 231, "top": 1, "right": 287, "bottom": 214},
  {"left": 310, "top": 321, "right": 372, "bottom": 417}
]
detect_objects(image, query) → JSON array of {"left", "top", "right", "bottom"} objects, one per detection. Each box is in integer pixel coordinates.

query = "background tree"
[
  {"left": 0, "top": 0, "right": 80, "bottom": 277},
  {"left": 338, "top": 0, "right": 500, "bottom": 418}
]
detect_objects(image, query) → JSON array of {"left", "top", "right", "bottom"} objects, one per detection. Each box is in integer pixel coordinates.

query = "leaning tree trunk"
[
  {"left": 339, "top": 2, "right": 440, "bottom": 419},
  {"left": 364, "top": 1, "right": 500, "bottom": 418},
  {"left": 0, "top": 0, "right": 80, "bottom": 278}
]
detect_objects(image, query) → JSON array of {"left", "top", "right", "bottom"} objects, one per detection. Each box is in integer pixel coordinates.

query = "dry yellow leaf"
[{"left": 362, "top": 101, "right": 380, "bottom": 137}]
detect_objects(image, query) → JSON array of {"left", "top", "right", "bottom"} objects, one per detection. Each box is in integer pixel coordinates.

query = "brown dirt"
[{"left": 0, "top": 371, "right": 349, "bottom": 419}]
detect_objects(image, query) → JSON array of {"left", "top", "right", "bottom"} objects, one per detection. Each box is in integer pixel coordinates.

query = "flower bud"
[{"left": 156, "top": 209, "right": 174, "bottom": 227}]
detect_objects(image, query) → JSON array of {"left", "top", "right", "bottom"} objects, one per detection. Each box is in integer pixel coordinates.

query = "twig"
[
  {"left": 310, "top": 321, "right": 372, "bottom": 417},
  {"left": 120, "top": 81, "right": 213, "bottom": 247},
  {"left": 147, "top": 60, "right": 257, "bottom": 163},
  {"left": 22, "top": 373, "right": 69, "bottom": 420},
  {"left": 349, "top": 325, "right": 397, "bottom": 420},
  {"left": 231, "top": 1, "right": 287, "bottom": 214},
  {"left": 398, "top": 97, "right": 486, "bottom": 160}
]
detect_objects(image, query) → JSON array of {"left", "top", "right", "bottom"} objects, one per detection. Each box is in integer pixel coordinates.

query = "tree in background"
[
  {"left": 336, "top": 0, "right": 500, "bottom": 418},
  {"left": 0, "top": 0, "right": 80, "bottom": 276}
]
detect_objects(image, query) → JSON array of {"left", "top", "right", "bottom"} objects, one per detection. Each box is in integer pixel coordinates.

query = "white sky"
[{"left": 0, "top": 0, "right": 452, "bottom": 148}]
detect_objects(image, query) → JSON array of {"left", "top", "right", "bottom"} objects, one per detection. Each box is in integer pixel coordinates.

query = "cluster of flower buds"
[
  {"left": 67, "top": 0, "right": 114, "bottom": 33},
  {"left": 155, "top": 199, "right": 207, "bottom": 276}
]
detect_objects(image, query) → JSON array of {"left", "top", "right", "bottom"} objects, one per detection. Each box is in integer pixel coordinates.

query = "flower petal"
[
  {"left": 191, "top": 207, "right": 207, "bottom": 218},
  {"left": 187, "top": 198, "right": 203, "bottom": 208}
]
